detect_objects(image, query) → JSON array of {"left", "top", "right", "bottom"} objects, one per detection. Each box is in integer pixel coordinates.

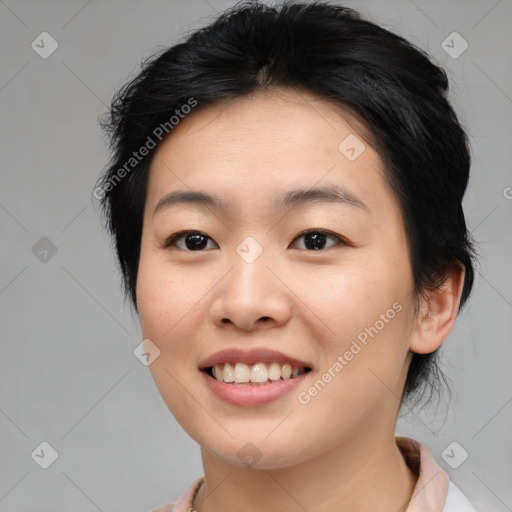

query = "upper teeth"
[{"left": 211, "top": 362, "right": 305, "bottom": 384}]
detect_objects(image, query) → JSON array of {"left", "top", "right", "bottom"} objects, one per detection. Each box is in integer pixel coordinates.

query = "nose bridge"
[
  {"left": 229, "top": 234, "right": 277, "bottom": 300},
  {"left": 212, "top": 234, "right": 290, "bottom": 329}
]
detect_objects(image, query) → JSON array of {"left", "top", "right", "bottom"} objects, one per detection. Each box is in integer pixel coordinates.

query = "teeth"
[
  {"left": 268, "top": 362, "right": 281, "bottom": 381},
  {"left": 234, "top": 362, "right": 250, "bottom": 383},
  {"left": 211, "top": 362, "right": 307, "bottom": 384},
  {"left": 223, "top": 362, "right": 234, "bottom": 382},
  {"left": 281, "top": 363, "right": 292, "bottom": 379},
  {"left": 250, "top": 363, "right": 268, "bottom": 383}
]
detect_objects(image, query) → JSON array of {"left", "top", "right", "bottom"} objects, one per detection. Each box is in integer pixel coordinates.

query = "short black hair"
[{"left": 96, "top": 1, "right": 475, "bottom": 406}]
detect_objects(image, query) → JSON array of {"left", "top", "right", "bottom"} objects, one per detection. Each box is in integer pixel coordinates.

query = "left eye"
[
  {"left": 290, "top": 229, "right": 346, "bottom": 251},
  {"left": 164, "top": 231, "right": 218, "bottom": 251}
]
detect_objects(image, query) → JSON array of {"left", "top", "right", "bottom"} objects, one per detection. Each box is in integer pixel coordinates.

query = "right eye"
[{"left": 163, "top": 230, "right": 219, "bottom": 251}]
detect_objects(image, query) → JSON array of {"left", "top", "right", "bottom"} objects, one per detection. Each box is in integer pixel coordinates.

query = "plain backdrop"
[{"left": 1, "top": 1, "right": 511, "bottom": 511}]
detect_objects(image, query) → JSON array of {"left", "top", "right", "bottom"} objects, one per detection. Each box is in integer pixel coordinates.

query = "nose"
[{"left": 210, "top": 246, "right": 292, "bottom": 332}]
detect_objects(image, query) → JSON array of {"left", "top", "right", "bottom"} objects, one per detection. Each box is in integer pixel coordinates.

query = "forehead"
[{"left": 146, "top": 88, "right": 390, "bottom": 215}]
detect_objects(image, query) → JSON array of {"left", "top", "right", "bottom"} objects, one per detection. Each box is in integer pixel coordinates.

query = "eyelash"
[{"left": 163, "top": 229, "right": 351, "bottom": 251}]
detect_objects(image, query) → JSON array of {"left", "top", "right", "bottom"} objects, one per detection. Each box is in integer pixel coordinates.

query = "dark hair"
[{"left": 96, "top": 1, "right": 475, "bottom": 406}]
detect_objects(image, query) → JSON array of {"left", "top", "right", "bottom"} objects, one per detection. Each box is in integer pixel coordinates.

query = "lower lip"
[{"left": 201, "top": 370, "right": 310, "bottom": 406}]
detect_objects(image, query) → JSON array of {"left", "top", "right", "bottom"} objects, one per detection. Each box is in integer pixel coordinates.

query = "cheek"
[
  {"left": 136, "top": 248, "right": 226, "bottom": 382},
  {"left": 136, "top": 248, "right": 201, "bottom": 338},
  {"left": 292, "top": 288, "right": 411, "bottom": 441},
  {"left": 305, "top": 259, "right": 404, "bottom": 334},
  {"left": 136, "top": 252, "right": 211, "bottom": 428},
  {"left": 303, "top": 258, "right": 413, "bottom": 385}
]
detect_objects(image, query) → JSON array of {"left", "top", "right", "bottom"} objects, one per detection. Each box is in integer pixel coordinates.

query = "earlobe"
[{"left": 409, "top": 264, "right": 466, "bottom": 355}]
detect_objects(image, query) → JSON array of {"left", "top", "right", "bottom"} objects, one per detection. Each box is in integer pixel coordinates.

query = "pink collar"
[{"left": 396, "top": 436, "right": 449, "bottom": 511}]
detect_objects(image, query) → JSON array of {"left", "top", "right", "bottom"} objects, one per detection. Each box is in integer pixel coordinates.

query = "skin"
[{"left": 136, "top": 87, "right": 465, "bottom": 512}]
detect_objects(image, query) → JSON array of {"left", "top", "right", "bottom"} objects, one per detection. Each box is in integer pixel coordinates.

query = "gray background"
[{"left": 1, "top": 0, "right": 511, "bottom": 511}]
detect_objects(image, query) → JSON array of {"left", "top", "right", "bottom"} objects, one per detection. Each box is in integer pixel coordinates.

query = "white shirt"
[{"left": 443, "top": 480, "right": 479, "bottom": 511}]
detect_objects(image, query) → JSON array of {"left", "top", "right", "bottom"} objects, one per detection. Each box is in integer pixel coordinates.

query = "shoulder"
[{"left": 443, "top": 480, "right": 480, "bottom": 512}]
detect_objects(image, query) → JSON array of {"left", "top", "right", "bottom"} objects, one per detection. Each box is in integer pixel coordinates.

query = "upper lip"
[{"left": 199, "top": 348, "right": 313, "bottom": 370}]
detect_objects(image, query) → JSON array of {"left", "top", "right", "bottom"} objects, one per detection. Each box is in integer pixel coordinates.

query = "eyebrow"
[{"left": 153, "top": 184, "right": 368, "bottom": 217}]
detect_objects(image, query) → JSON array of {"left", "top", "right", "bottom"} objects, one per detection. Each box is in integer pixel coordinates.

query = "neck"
[{"left": 193, "top": 427, "right": 417, "bottom": 512}]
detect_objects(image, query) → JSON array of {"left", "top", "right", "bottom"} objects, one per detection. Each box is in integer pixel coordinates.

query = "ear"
[{"left": 409, "top": 264, "right": 466, "bottom": 355}]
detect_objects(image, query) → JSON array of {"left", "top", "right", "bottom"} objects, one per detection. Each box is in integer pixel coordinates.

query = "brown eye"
[
  {"left": 164, "top": 231, "right": 218, "bottom": 251},
  {"left": 291, "top": 229, "right": 347, "bottom": 251}
]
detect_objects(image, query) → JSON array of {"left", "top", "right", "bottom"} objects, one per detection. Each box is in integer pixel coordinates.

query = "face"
[{"left": 136, "top": 88, "right": 418, "bottom": 469}]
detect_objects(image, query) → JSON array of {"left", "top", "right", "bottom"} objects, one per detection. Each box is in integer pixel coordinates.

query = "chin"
[{"left": 198, "top": 433, "right": 321, "bottom": 471}]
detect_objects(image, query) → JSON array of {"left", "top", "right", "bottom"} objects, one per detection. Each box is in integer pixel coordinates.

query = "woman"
[{"left": 96, "top": 2, "right": 479, "bottom": 510}]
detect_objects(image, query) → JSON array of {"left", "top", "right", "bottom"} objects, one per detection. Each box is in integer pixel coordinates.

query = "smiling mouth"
[{"left": 204, "top": 362, "right": 312, "bottom": 385}]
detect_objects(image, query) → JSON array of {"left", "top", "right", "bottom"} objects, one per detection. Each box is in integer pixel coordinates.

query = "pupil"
[
  {"left": 305, "top": 232, "right": 326, "bottom": 250},
  {"left": 186, "top": 233, "right": 207, "bottom": 250}
]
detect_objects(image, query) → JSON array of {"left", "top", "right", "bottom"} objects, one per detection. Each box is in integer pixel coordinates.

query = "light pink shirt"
[{"left": 148, "top": 437, "right": 478, "bottom": 512}]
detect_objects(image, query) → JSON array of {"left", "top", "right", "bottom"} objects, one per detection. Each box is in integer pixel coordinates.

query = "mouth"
[{"left": 202, "top": 362, "right": 312, "bottom": 385}]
